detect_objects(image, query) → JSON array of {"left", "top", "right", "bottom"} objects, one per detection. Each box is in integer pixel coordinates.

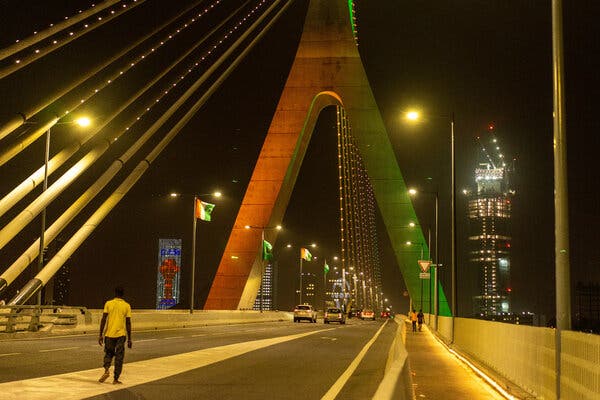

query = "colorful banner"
[{"left": 156, "top": 238, "right": 182, "bottom": 310}]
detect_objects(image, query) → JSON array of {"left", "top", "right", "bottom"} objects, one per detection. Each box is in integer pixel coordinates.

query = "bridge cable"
[
  {"left": 0, "top": 0, "right": 122, "bottom": 62},
  {"left": 0, "top": 0, "right": 266, "bottom": 293},
  {"left": 8, "top": 0, "right": 293, "bottom": 306}
]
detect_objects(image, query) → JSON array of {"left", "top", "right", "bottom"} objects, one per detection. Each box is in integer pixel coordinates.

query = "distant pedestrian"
[
  {"left": 98, "top": 286, "right": 132, "bottom": 384},
  {"left": 410, "top": 309, "right": 417, "bottom": 332},
  {"left": 417, "top": 309, "right": 424, "bottom": 331}
]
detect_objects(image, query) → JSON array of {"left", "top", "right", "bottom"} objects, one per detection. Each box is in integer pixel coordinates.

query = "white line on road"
[
  {"left": 0, "top": 352, "right": 20, "bottom": 357},
  {"left": 190, "top": 334, "right": 207, "bottom": 337},
  {"left": 321, "top": 320, "right": 389, "bottom": 400},
  {"left": 39, "top": 347, "right": 79, "bottom": 353},
  {"left": 135, "top": 339, "right": 157, "bottom": 342},
  {"left": 1, "top": 328, "right": 334, "bottom": 400},
  {"left": 164, "top": 336, "right": 184, "bottom": 340}
]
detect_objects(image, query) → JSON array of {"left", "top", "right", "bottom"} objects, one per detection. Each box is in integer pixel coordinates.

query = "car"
[
  {"left": 360, "top": 309, "right": 375, "bottom": 320},
  {"left": 293, "top": 304, "right": 317, "bottom": 323},
  {"left": 324, "top": 307, "right": 346, "bottom": 324}
]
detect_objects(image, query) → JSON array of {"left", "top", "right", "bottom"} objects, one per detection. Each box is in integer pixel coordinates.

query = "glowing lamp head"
[
  {"left": 405, "top": 111, "right": 420, "bottom": 121},
  {"left": 408, "top": 188, "right": 417, "bottom": 196},
  {"left": 75, "top": 117, "right": 91, "bottom": 127}
]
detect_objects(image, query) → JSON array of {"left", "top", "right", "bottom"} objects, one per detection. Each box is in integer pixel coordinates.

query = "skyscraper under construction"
[{"left": 467, "top": 126, "right": 514, "bottom": 317}]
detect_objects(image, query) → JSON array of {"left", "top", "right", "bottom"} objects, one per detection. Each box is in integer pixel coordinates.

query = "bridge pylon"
[{"left": 204, "top": 0, "right": 449, "bottom": 316}]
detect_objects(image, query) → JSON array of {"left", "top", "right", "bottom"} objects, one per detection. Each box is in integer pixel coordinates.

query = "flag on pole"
[
  {"left": 262, "top": 240, "right": 273, "bottom": 261},
  {"left": 300, "top": 247, "right": 313, "bottom": 261},
  {"left": 195, "top": 199, "right": 215, "bottom": 221},
  {"left": 324, "top": 260, "right": 329, "bottom": 274}
]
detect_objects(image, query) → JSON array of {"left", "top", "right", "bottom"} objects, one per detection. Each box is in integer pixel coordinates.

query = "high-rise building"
[
  {"left": 253, "top": 261, "right": 277, "bottom": 310},
  {"left": 467, "top": 126, "right": 514, "bottom": 317},
  {"left": 298, "top": 271, "right": 317, "bottom": 305}
]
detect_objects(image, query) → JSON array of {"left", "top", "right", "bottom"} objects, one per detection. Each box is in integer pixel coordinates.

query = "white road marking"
[
  {"left": 0, "top": 352, "right": 20, "bottom": 357},
  {"left": 190, "top": 334, "right": 207, "bottom": 337},
  {"left": 39, "top": 347, "right": 79, "bottom": 353},
  {"left": 0, "top": 328, "right": 334, "bottom": 400},
  {"left": 321, "top": 320, "right": 389, "bottom": 400},
  {"left": 164, "top": 336, "right": 184, "bottom": 340},
  {"left": 135, "top": 339, "right": 157, "bottom": 342}
]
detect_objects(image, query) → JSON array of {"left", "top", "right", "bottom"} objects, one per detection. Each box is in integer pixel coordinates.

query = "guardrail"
[
  {"left": 0, "top": 305, "right": 89, "bottom": 333},
  {"left": 435, "top": 315, "right": 600, "bottom": 400}
]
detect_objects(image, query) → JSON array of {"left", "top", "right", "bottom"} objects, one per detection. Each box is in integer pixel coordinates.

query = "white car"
[
  {"left": 293, "top": 304, "right": 317, "bottom": 323},
  {"left": 360, "top": 309, "right": 375, "bottom": 321}
]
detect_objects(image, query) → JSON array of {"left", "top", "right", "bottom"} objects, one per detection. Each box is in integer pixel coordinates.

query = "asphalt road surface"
[{"left": 0, "top": 318, "right": 398, "bottom": 399}]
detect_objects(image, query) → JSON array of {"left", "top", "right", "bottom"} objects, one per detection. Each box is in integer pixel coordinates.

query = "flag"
[
  {"left": 262, "top": 240, "right": 273, "bottom": 261},
  {"left": 300, "top": 247, "right": 313, "bottom": 261},
  {"left": 195, "top": 199, "right": 215, "bottom": 221},
  {"left": 324, "top": 260, "right": 329, "bottom": 274}
]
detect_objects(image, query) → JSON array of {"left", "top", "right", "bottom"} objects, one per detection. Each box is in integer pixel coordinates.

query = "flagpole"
[
  {"left": 300, "top": 255, "right": 303, "bottom": 305},
  {"left": 323, "top": 259, "right": 327, "bottom": 312},
  {"left": 190, "top": 196, "right": 197, "bottom": 314},
  {"left": 260, "top": 230, "right": 265, "bottom": 313}
]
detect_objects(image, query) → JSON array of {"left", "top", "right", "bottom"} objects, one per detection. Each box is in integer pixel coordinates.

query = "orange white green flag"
[
  {"left": 300, "top": 247, "right": 313, "bottom": 261},
  {"left": 195, "top": 199, "right": 215, "bottom": 221}
]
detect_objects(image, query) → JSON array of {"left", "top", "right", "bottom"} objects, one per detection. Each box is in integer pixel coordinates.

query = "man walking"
[
  {"left": 410, "top": 309, "right": 418, "bottom": 332},
  {"left": 98, "top": 286, "right": 132, "bottom": 384}
]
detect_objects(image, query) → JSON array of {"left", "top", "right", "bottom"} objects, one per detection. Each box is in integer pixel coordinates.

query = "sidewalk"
[{"left": 404, "top": 322, "right": 506, "bottom": 400}]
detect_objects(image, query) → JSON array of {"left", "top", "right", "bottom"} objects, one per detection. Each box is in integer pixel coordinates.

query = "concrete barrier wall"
[
  {"left": 437, "top": 315, "right": 453, "bottom": 343},
  {"left": 70, "top": 309, "right": 293, "bottom": 334},
  {"left": 561, "top": 330, "right": 600, "bottom": 399},
  {"left": 454, "top": 317, "right": 556, "bottom": 399},
  {"left": 373, "top": 316, "right": 413, "bottom": 400}
]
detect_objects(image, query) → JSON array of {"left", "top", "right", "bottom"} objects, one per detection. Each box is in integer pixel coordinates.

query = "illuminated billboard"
[{"left": 156, "top": 238, "right": 182, "bottom": 310}]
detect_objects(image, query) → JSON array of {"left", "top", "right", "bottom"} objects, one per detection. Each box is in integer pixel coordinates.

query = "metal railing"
[{"left": 0, "top": 305, "right": 88, "bottom": 333}]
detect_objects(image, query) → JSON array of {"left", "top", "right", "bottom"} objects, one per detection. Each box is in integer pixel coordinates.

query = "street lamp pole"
[
  {"left": 190, "top": 196, "right": 198, "bottom": 314},
  {"left": 36, "top": 126, "right": 51, "bottom": 306},
  {"left": 36, "top": 117, "right": 91, "bottom": 306},
  {"left": 434, "top": 192, "right": 439, "bottom": 329},
  {"left": 450, "top": 113, "right": 457, "bottom": 342},
  {"left": 299, "top": 256, "right": 303, "bottom": 305},
  {"left": 552, "top": 1, "right": 570, "bottom": 397}
]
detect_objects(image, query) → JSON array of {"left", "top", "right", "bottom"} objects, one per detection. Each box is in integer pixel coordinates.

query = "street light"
[
  {"left": 404, "top": 109, "right": 456, "bottom": 339},
  {"left": 409, "top": 187, "right": 439, "bottom": 328},
  {"left": 37, "top": 116, "right": 91, "bottom": 305},
  {"left": 244, "top": 224, "right": 282, "bottom": 312},
  {"left": 171, "top": 191, "right": 221, "bottom": 313}
]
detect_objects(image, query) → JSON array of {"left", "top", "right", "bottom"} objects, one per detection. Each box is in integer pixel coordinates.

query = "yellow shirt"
[{"left": 102, "top": 297, "right": 132, "bottom": 338}]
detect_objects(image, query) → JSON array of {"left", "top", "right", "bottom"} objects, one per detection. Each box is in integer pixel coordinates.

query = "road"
[{"left": 0, "top": 318, "right": 398, "bottom": 400}]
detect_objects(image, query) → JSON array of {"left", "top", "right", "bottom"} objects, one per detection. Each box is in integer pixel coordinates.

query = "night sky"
[{"left": 0, "top": 1, "right": 599, "bottom": 320}]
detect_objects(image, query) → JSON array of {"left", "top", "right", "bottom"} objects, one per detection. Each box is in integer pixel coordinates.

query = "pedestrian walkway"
[{"left": 404, "top": 322, "right": 506, "bottom": 400}]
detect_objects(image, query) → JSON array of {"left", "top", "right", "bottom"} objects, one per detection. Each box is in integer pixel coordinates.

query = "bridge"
[{"left": 0, "top": 0, "right": 597, "bottom": 399}]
